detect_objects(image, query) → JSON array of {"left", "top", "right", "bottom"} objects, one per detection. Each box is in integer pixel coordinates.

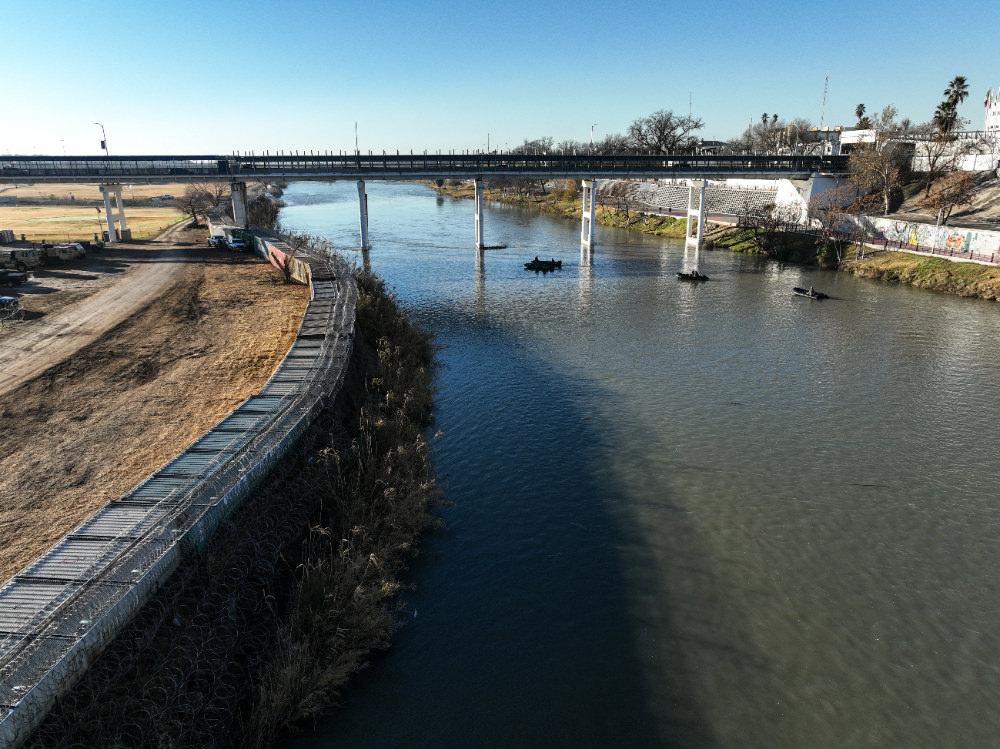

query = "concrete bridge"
[{"left": 0, "top": 152, "right": 849, "bottom": 251}]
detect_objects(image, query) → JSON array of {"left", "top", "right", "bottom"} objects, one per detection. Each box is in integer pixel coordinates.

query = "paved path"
[{"left": 0, "top": 221, "right": 191, "bottom": 397}]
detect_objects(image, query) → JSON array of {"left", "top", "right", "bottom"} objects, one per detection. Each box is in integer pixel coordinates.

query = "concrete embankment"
[
  {"left": 24, "top": 268, "right": 438, "bottom": 748},
  {"left": 0, "top": 242, "right": 355, "bottom": 747}
]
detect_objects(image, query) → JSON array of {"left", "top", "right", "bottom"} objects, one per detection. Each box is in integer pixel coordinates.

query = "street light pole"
[
  {"left": 590, "top": 123, "right": 597, "bottom": 152},
  {"left": 93, "top": 122, "right": 109, "bottom": 158}
]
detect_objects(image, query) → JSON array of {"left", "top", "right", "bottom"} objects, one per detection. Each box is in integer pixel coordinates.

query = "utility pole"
[
  {"left": 354, "top": 121, "right": 359, "bottom": 155},
  {"left": 820, "top": 74, "right": 829, "bottom": 130},
  {"left": 590, "top": 123, "right": 597, "bottom": 152}
]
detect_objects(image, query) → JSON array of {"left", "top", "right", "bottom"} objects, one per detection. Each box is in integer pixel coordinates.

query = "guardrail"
[{"left": 0, "top": 244, "right": 357, "bottom": 747}]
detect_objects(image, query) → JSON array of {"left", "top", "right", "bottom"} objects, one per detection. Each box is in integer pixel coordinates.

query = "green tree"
[
  {"left": 855, "top": 103, "right": 872, "bottom": 129},
  {"left": 933, "top": 75, "right": 969, "bottom": 133}
]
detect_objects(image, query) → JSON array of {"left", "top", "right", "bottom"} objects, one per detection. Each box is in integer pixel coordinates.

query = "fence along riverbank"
[{"left": 0, "top": 241, "right": 357, "bottom": 747}]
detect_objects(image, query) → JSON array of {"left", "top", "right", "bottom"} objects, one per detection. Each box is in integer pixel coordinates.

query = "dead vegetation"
[
  {"left": 0, "top": 252, "right": 308, "bottom": 581},
  {"left": 27, "top": 268, "right": 439, "bottom": 748}
]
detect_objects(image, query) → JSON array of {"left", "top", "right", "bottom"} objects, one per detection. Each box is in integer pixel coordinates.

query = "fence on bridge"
[{"left": 0, "top": 153, "right": 849, "bottom": 182}]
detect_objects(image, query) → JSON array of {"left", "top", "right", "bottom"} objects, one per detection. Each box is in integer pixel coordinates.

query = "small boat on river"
[
  {"left": 677, "top": 270, "right": 709, "bottom": 282},
  {"left": 525, "top": 257, "right": 562, "bottom": 272},
  {"left": 793, "top": 286, "right": 829, "bottom": 300}
]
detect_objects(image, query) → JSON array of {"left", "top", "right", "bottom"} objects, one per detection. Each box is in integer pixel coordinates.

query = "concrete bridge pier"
[
  {"left": 98, "top": 184, "right": 127, "bottom": 242},
  {"left": 685, "top": 179, "right": 707, "bottom": 253},
  {"left": 231, "top": 181, "right": 248, "bottom": 228},
  {"left": 581, "top": 179, "right": 597, "bottom": 250},
  {"left": 474, "top": 177, "right": 484, "bottom": 250},
  {"left": 357, "top": 179, "right": 371, "bottom": 250}
]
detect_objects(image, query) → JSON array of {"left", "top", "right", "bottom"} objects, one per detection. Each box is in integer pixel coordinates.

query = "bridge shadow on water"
[{"left": 289, "top": 315, "right": 725, "bottom": 748}]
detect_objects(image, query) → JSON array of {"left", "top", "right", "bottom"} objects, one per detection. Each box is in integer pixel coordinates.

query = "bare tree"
[
  {"left": 555, "top": 139, "right": 584, "bottom": 154},
  {"left": 847, "top": 105, "right": 909, "bottom": 216},
  {"left": 594, "top": 133, "right": 632, "bottom": 154},
  {"left": 248, "top": 194, "right": 282, "bottom": 229},
  {"left": 510, "top": 137, "right": 554, "bottom": 155},
  {"left": 627, "top": 110, "right": 704, "bottom": 153},
  {"left": 174, "top": 185, "right": 214, "bottom": 226},
  {"left": 808, "top": 185, "right": 858, "bottom": 264},
  {"left": 849, "top": 145, "right": 907, "bottom": 216},
  {"left": 917, "top": 171, "right": 978, "bottom": 225}
]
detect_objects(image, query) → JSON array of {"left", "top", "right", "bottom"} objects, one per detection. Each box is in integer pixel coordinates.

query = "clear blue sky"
[{"left": 4, "top": 0, "right": 997, "bottom": 155}]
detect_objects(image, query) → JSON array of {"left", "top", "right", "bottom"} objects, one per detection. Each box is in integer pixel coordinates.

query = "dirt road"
[
  {"left": 0, "top": 243, "right": 309, "bottom": 581},
  {"left": 0, "top": 221, "right": 192, "bottom": 397}
]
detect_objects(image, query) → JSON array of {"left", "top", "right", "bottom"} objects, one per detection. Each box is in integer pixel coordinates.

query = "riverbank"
[
  {"left": 437, "top": 181, "right": 1000, "bottom": 302},
  {"left": 842, "top": 251, "right": 1000, "bottom": 300},
  {"left": 432, "top": 181, "right": 689, "bottom": 238},
  {"left": 715, "top": 226, "right": 1000, "bottom": 301},
  {"left": 27, "top": 265, "right": 438, "bottom": 748}
]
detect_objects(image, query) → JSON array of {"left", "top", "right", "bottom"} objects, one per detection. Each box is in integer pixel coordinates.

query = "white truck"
[{"left": 0, "top": 248, "right": 42, "bottom": 272}]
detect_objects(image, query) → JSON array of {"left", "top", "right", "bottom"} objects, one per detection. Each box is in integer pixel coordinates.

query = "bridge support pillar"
[
  {"left": 581, "top": 179, "right": 597, "bottom": 250},
  {"left": 357, "top": 179, "right": 371, "bottom": 250},
  {"left": 231, "top": 181, "right": 248, "bottom": 228},
  {"left": 474, "top": 177, "right": 484, "bottom": 250},
  {"left": 99, "top": 184, "right": 126, "bottom": 243},
  {"left": 685, "top": 179, "right": 707, "bottom": 252}
]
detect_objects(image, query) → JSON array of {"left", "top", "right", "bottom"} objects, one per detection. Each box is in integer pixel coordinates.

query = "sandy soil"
[
  {"left": 0, "top": 241, "right": 309, "bottom": 582},
  {"left": 0, "top": 221, "right": 197, "bottom": 394}
]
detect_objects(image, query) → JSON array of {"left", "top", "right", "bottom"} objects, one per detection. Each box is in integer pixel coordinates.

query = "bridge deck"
[{"left": 0, "top": 153, "right": 848, "bottom": 183}]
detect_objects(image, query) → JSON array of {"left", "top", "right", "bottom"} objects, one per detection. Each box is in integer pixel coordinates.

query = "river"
[{"left": 279, "top": 181, "right": 1000, "bottom": 748}]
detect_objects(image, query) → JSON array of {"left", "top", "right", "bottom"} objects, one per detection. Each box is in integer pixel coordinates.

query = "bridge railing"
[{"left": 0, "top": 153, "right": 849, "bottom": 180}]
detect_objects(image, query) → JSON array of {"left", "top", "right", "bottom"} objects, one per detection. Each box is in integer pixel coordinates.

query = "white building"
[{"left": 985, "top": 87, "right": 1000, "bottom": 136}]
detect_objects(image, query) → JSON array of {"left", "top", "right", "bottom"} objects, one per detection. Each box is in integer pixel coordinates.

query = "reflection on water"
[{"left": 281, "top": 181, "right": 1000, "bottom": 748}]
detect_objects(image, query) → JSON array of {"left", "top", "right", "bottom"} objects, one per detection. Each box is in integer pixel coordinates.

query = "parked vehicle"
[
  {"left": 0, "top": 248, "right": 42, "bottom": 272},
  {"left": 0, "top": 295, "right": 21, "bottom": 324},
  {"left": 0, "top": 270, "right": 29, "bottom": 286},
  {"left": 226, "top": 236, "right": 248, "bottom": 252},
  {"left": 208, "top": 234, "right": 226, "bottom": 248},
  {"left": 43, "top": 243, "right": 86, "bottom": 263}
]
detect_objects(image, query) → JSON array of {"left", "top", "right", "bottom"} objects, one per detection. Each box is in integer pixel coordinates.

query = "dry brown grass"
[
  {"left": 0, "top": 252, "right": 309, "bottom": 582},
  {"left": 0, "top": 205, "right": 186, "bottom": 241},
  {"left": 0, "top": 182, "right": 200, "bottom": 202}
]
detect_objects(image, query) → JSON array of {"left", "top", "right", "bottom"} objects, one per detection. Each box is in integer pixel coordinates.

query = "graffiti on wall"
[{"left": 882, "top": 220, "right": 975, "bottom": 252}]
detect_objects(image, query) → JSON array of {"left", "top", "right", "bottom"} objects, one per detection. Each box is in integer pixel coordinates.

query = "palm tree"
[
  {"left": 855, "top": 103, "right": 866, "bottom": 122},
  {"left": 944, "top": 76, "right": 969, "bottom": 107},
  {"left": 933, "top": 103, "right": 955, "bottom": 133}
]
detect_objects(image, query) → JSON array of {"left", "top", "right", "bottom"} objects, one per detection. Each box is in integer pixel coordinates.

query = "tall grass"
[{"left": 244, "top": 271, "right": 439, "bottom": 746}]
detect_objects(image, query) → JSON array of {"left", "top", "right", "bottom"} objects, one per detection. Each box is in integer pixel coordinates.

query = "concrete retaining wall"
[
  {"left": 839, "top": 215, "right": 1000, "bottom": 259},
  {"left": 0, "top": 242, "right": 356, "bottom": 747}
]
